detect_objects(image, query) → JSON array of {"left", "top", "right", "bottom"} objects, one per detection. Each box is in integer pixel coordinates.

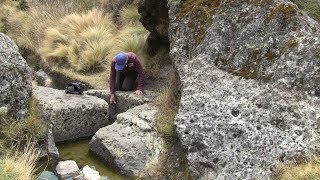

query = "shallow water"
[
  {"left": 56, "top": 139, "right": 127, "bottom": 180},
  {"left": 36, "top": 138, "right": 128, "bottom": 179}
]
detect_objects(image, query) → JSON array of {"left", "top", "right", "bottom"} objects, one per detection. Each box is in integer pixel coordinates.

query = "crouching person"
[{"left": 109, "top": 52, "right": 145, "bottom": 104}]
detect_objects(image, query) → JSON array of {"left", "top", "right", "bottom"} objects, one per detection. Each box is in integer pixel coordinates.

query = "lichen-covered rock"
[
  {"left": 89, "top": 104, "right": 164, "bottom": 177},
  {"left": 33, "top": 86, "right": 110, "bottom": 142},
  {"left": 167, "top": 0, "right": 320, "bottom": 179},
  {"left": 170, "top": 0, "right": 320, "bottom": 95},
  {"left": 0, "top": 32, "right": 32, "bottom": 119}
]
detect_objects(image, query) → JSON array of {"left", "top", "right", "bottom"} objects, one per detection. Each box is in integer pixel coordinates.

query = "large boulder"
[
  {"left": 138, "top": 0, "right": 170, "bottom": 54},
  {"left": 33, "top": 86, "right": 110, "bottom": 142},
  {"left": 167, "top": 0, "right": 320, "bottom": 179},
  {"left": 0, "top": 32, "right": 32, "bottom": 119},
  {"left": 89, "top": 104, "right": 164, "bottom": 177}
]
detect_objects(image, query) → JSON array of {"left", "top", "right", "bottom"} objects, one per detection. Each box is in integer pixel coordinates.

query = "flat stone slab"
[
  {"left": 89, "top": 104, "right": 164, "bottom": 177},
  {"left": 85, "top": 90, "right": 158, "bottom": 120},
  {"left": 33, "top": 86, "right": 110, "bottom": 142}
]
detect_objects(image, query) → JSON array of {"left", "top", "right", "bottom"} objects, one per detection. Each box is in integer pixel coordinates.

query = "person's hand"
[
  {"left": 134, "top": 90, "right": 143, "bottom": 95},
  {"left": 110, "top": 94, "right": 116, "bottom": 104}
]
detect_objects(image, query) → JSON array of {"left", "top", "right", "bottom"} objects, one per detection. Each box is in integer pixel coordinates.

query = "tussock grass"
[
  {"left": 276, "top": 157, "right": 320, "bottom": 179},
  {"left": 109, "top": 25, "right": 149, "bottom": 66},
  {"left": 155, "top": 76, "right": 180, "bottom": 138},
  {"left": 2, "top": 0, "right": 149, "bottom": 89},
  {"left": 119, "top": 5, "right": 141, "bottom": 26},
  {"left": 41, "top": 10, "right": 115, "bottom": 72},
  {"left": 0, "top": 140, "right": 40, "bottom": 180}
]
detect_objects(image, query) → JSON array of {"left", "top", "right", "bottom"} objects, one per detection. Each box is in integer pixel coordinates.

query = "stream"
[{"left": 37, "top": 139, "right": 128, "bottom": 179}]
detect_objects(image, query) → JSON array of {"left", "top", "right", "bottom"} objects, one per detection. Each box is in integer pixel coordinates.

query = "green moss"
[
  {"left": 267, "top": 3, "right": 297, "bottom": 22},
  {"left": 176, "top": 0, "right": 221, "bottom": 45},
  {"left": 292, "top": 0, "right": 320, "bottom": 22}
]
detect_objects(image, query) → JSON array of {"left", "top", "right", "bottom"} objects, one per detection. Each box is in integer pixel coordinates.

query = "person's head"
[{"left": 115, "top": 52, "right": 127, "bottom": 71}]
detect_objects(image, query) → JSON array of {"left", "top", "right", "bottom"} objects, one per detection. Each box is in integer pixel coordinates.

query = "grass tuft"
[
  {"left": 155, "top": 76, "right": 180, "bottom": 139},
  {"left": 0, "top": 139, "right": 40, "bottom": 180},
  {"left": 41, "top": 9, "right": 115, "bottom": 72},
  {"left": 119, "top": 5, "right": 141, "bottom": 26}
]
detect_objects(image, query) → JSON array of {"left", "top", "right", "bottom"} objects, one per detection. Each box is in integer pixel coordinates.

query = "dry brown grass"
[
  {"left": 41, "top": 9, "right": 115, "bottom": 72},
  {"left": 275, "top": 157, "right": 320, "bottom": 179},
  {"left": 1, "top": 140, "right": 40, "bottom": 180},
  {"left": 155, "top": 76, "right": 180, "bottom": 138}
]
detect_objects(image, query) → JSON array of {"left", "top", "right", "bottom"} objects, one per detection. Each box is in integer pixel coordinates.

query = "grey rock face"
[
  {"left": 33, "top": 86, "right": 109, "bottom": 142},
  {"left": 35, "top": 69, "right": 52, "bottom": 87},
  {"left": 170, "top": 0, "right": 320, "bottom": 95},
  {"left": 168, "top": 0, "right": 320, "bottom": 179},
  {"left": 89, "top": 104, "right": 164, "bottom": 177},
  {"left": 175, "top": 57, "right": 320, "bottom": 178},
  {"left": 0, "top": 32, "right": 32, "bottom": 119}
]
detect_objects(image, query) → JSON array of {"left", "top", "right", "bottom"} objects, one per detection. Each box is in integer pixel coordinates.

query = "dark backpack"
[{"left": 65, "top": 82, "right": 86, "bottom": 95}]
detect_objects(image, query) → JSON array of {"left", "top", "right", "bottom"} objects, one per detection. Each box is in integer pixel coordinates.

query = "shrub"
[{"left": 41, "top": 10, "right": 115, "bottom": 72}]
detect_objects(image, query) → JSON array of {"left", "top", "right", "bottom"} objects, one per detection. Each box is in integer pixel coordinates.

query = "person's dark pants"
[{"left": 115, "top": 71, "right": 137, "bottom": 91}]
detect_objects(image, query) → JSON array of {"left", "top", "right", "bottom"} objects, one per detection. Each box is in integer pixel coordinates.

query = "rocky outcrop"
[
  {"left": 33, "top": 86, "right": 110, "bottom": 142},
  {"left": 89, "top": 104, "right": 164, "bottom": 177},
  {"left": 0, "top": 32, "right": 32, "bottom": 119},
  {"left": 170, "top": 0, "right": 320, "bottom": 96},
  {"left": 166, "top": 0, "right": 320, "bottom": 179},
  {"left": 138, "top": 0, "right": 169, "bottom": 54}
]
